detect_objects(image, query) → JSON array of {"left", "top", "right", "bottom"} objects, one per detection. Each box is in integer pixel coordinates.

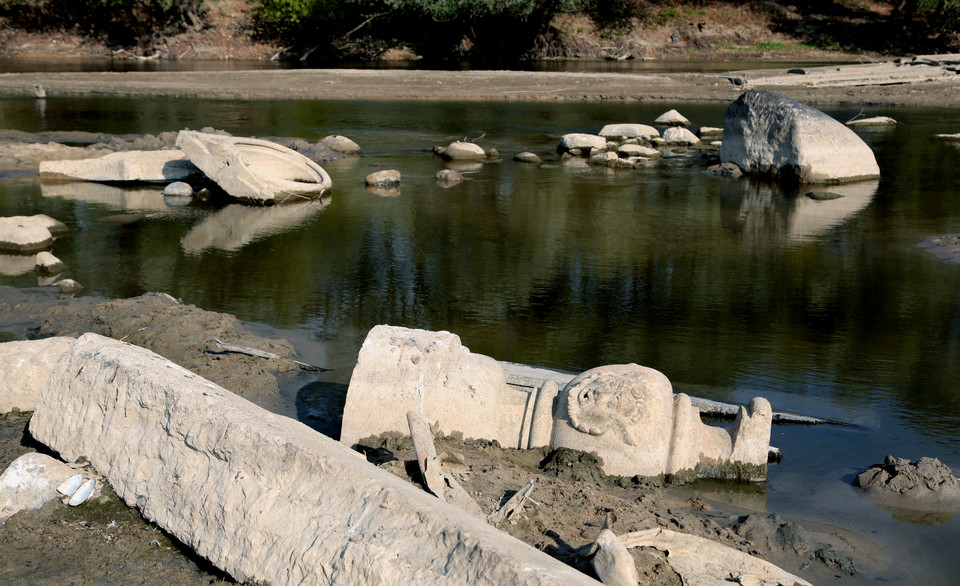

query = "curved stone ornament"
[{"left": 177, "top": 131, "right": 332, "bottom": 204}]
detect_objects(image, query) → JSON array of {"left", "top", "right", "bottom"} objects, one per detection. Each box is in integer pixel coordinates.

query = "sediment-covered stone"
[
  {"left": 29, "top": 333, "right": 597, "bottom": 585},
  {"left": 39, "top": 149, "right": 201, "bottom": 182}
]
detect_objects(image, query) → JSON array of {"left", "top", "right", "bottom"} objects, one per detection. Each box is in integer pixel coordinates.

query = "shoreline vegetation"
[{"left": 0, "top": 1, "right": 957, "bottom": 67}]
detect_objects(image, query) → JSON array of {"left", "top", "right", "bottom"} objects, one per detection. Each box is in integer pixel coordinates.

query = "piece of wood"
[
  {"left": 406, "top": 411, "right": 444, "bottom": 497},
  {"left": 213, "top": 338, "right": 330, "bottom": 372},
  {"left": 489, "top": 480, "right": 535, "bottom": 524}
]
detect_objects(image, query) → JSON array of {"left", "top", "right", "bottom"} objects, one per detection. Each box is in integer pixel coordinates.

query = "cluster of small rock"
[
  {"left": 0, "top": 214, "right": 81, "bottom": 294},
  {"left": 855, "top": 455, "right": 960, "bottom": 507}
]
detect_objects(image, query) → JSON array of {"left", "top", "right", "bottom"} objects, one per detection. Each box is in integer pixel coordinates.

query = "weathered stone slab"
[
  {"left": 341, "top": 325, "right": 521, "bottom": 448},
  {"left": 29, "top": 333, "right": 592, "bottom": 585},
  {"left": 39, "top": 149, "right": 201, "bottom": 182},
  {"left": 0, "top": 337, "right": 75, "bottom": 413},
  {"left": 720, "top": 90, "right": 881, "bottom": 183}
]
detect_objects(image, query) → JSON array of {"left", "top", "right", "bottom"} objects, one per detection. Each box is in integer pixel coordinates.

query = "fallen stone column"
[{"left": 29, "top": 333, "right": 595, "bottom": 585}]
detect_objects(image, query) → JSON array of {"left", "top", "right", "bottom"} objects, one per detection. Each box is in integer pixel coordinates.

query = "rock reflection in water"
[
  {"left": 40, "top": 180, "right": 170, "bottom": 212},
  {"left": 720, "top": 179, "right": 879, "bottom": 243},
  {"left": 0, "top": 253, "right": 37, "bottom": 276},
  {"left": 181, "top": 194, "right": 331, "bottom": 254}
]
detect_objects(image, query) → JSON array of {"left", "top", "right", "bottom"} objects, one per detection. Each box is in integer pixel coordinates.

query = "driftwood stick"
[
  {"left": 213, "top": 339, "right": 331, "bottom": 372},
  {"left": 406, "top": 410, "right": 444, "bottom": 497},
  {"left": 489, "top": 480, "right": 535, "bottom": 523}
]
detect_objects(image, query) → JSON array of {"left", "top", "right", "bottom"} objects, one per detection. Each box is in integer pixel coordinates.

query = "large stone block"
[
  {"left": 39, "top": 149, "right": 201, "bottom": 182},
  {"left": 29, "top": 333, "right": 591, "bottom": 585},
  {"left": 0, "top": 337, "right": 75, "bottom": 413},
  {"left": 720, "top": 90, "right": 880, "bottom": 184},
  {"left": 341, "top": 325, "right": 519, "bottom": 448}
]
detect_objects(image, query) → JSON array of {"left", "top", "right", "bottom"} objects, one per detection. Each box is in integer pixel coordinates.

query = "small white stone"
[
  {"left": 56, "top": 473, "right": 83, "bottom": 497},
  {"left": 68, "top": 478, "right": 95, "bottom": 506}
]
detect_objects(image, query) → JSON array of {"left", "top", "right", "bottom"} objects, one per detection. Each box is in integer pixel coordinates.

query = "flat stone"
[
  {"left": 599, "top": 123, "right": 660, "bottom": 140},
  {"left": 617, "top": 144, "right": 660, "bottom": 158},
  {"left": 28, "top": 333, "right": 595, "bottom": 585},
  {"left": 436, "top": 169, "right": 464, "bottom": 185},
  {"left": 0, "top": 216, "right": 53, "bottom": 253},
  {"left": 39, "top": 149, "right": 201, "bottom": 182}
]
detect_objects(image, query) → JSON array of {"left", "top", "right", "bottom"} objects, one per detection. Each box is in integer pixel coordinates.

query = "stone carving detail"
[{"left": 552, "top": 364, "right": 772, "bottom": 481}]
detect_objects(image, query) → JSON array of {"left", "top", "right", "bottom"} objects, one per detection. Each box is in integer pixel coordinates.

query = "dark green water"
[{"left": 1, "top": 95, "right": 959, "bottom": 582}]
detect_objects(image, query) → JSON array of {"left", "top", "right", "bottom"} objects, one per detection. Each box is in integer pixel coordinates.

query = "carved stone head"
[{"left": 551, "top": 364, "right": 674, "bottom": 477}]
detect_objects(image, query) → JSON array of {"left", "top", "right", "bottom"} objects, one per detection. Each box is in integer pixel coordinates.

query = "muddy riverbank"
[{"left": 0, "top": 286, "right": 890, "bottom": 584}]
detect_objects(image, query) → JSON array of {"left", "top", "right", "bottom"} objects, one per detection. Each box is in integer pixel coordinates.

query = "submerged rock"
[{"left": 365, "top": 169, "right": 401, "bottom": 187}]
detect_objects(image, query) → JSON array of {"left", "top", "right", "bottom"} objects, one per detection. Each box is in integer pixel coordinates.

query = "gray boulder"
[
  {"left": 855, "top": 455, "right": 960, "bottom": 510},
  {"left": 654, "top": 109, "right": 690, "bottom": 126},
  {"left": 34, "top": 251, "right": 66, "bottom": 276},
  {"left": 663, "top": 127, "right": 701, "bottom": 146},
  {"left": 720, "top": 90, "right": 880, "bottom": 184},
  {"left": 513, "top": 151, "right": 542, "bottom": 164}
]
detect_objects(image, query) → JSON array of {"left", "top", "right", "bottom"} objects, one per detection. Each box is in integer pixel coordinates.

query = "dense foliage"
[
  {"left": 0, "top": 0, "right": 205, "bottom": 51},
  {"left": 0, "top": 0, "right": 958, "bottom": 58}
]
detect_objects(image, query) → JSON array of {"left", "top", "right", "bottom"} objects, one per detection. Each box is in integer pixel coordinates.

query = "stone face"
[
  {"left": 365, "top": 169, "right": 401, "bottom": 186},
  {"left": 558, "top": 133, "right": 606, "bottom": 155},
  {"left": 29, "top": 333, "right": 597, "bottom": 586},
  {"left": 0, "top": 337, "right": 75, "bottom": 413},
  {"left": 438, "top": 141, "right": 486, "bottom": 160},
  {"left": 662, "top": 127, "right": 701, "bottom": 145},
  {"left": 720, "top": 90, "right": 881, "bottom": 183},
  {"left": 39, "top": 150, "right": 201, "bottom": 182},
  {"left": 319, "top": 134, "right": 361, "bottom": 154},
  {"left": 341, "top": 325, "right": 514, "bottom": 448},
  {"left": 552, "top": 364, "right": 675, "bottom": 477},
  {"left": 0, "top": 452, "right": 77, "bottom": 526},
  {"left": 0, "top": 216, "right": 54, "bottom": 253},
  {"left": 654, "top": 109, "right": 690, "bottom": 126},
  {"left": 551, "top": 364, "right": 772, "bottom": 480},
  {"left": 599, "top": 123, "right": 659, "bottom": 140}
]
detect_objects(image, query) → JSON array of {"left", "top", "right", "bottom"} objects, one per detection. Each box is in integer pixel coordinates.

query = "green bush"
[{"left": 251, "top": 0, "right": 564, "bottom": 60}]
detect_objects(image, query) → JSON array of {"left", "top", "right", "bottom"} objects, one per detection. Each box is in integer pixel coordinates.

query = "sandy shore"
[{"left": 0, "top": 61, "right": 958, "bottom": 107}]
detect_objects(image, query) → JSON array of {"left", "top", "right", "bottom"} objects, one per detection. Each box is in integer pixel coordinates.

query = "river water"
[{"left": 0, "top": 94, "right": 959, "bottom": 583}]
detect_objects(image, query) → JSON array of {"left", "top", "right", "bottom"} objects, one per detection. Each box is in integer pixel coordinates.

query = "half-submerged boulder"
[
  {"left": 720, "top": 90, "right": 880, "bottom": 184},
  {"left": 0, "top": 215, "right": 65, "bottom": 253},
  {"left": 436, "top": 141, "right": 486, "bottom": 161},
  {"left": 29, "top": 333, "right": 595, "bottom": 585}
]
